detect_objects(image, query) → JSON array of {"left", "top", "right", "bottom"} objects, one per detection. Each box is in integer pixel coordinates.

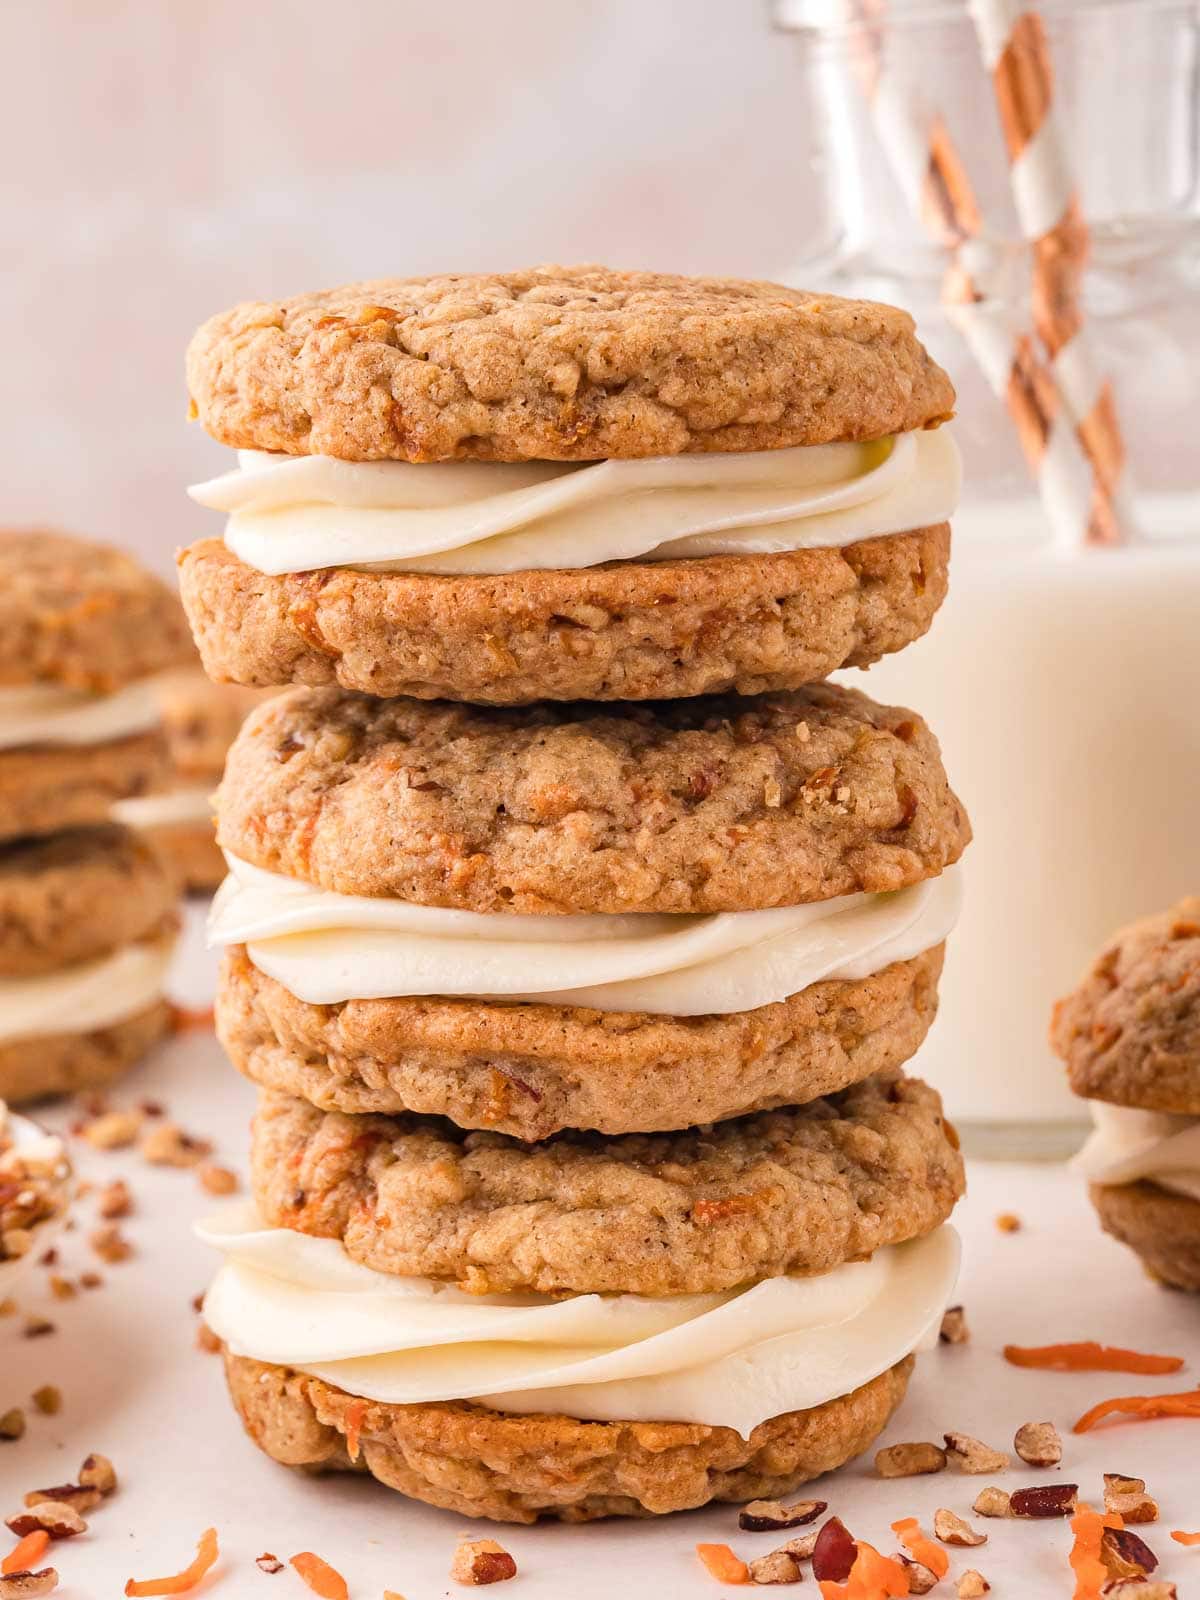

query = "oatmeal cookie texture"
[
  {"left": 0, "top": 824, "right": 177, "bottom": 978},
  {"left": 1089, "top": 1181, "right": 1200, "bottom": 1293},
  {"left": 0, "top": 530, "right": 192, "bottom": 691},
  {"left": 223, "top": 1351, "right": 914, "bottom": 1524},
  {"left": 0, "top": 732, "right": 169, "bottom": 845},
  {"left": 187, "top": 266, "right": 954, "bottom": 463},
  {"left": 179, "top": 526, "right": 950, "bottom": 704},
  {"left": 219, "top": 943, "right": 945, "bottom": 1138},
  {"left": 249, "top": 1071, "right": 964, "bottom": 1296},
  {"left": 218, "top": 684, "right": 969, "bottom": 914},
  {"left": 0, "top": 999, "right": 174, "bottom": 1106},
  {"left": 1053, "top": 897, "right": 1200, "bottom": 1113}
]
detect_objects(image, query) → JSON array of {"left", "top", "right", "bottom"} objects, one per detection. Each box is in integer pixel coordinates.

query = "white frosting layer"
[
  {"left": 1072, "top": 1102, "right": 1200, "bottom": 1203},
  {"left": 0, "top": 678, "right": 162, "bottom": 752},
  {"left": 113, "top": 784, "right": 215, "bottom": 830},
  {"left": 0, "top": 935, "right": 176, "bottom": 1044},
  {"left": 208, "top": 855, "right": 961, "bottom": 1016},
  {"left": 199, "top": 1205, "right": 959, "bottom": 1435},
  {"left": 187, "top": 427, "right": 961, "bottom": 577}
]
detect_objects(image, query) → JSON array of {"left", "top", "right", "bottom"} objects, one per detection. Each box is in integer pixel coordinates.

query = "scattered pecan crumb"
[
  {"left": 196, "top": 1165, "right": 238, "bottom": 1197},
  {"left": 973, "top": 1487, "right": 1011, "bottom": 1518},
  {"left": 896, "top": 1556, "right": 939, "bottom": 1595},
  {"left": 995, "top": 1212, "right": 1021, "bottom": 1233},
  {"left": 939, "top": 1305, "right": 969, "bottom": 1344},
  {"left": 96, "top": 1181, "right": 133, "bottom": 1220},
  {"left": 875, "top": 1441, "right": 947, "bottom": 1478},
  {"left": 5, "top": 1502, "right": 86, "bottom": 1540},
  {"left": 739, "top": 1499, "right": 826, "bottom": 1532},
  {"left": 21, "top": 1320, "right": 54, "bottom": 1340},
  {"left": 81, "top": 1112, "right": 142, "bottom": 1151},
  {"left": 0, "top": 1409, "right": 25, "bottom": 1441},
  {"left": 23, "top": 1488, "right": 99, "bottom": 1516},
  {"left": 1104, "top": 1475, "right": 1159, "bottom": 1524},
  {"left": 255, "top": 1555, "right": 283, "bottom": 1574},
  {"left": 747, "top": 1549, "right": 804, "bottom": 1585},
  {"left": 138, "top": 1101, "right": 164, "bottom": 1119},
  {"left": 78, "top": 1273, "right": 102, "bottom": 1290},
  {"left": 1100, "top": 1527, "right": 1159, "bottom": 1581},
  {"left": 958, "top": 1572, "right": 990, "bottom": 1598},
  {"left": 1100, "top": 1584, "right": 1176, "bottom": 1599},
  {"left": 140, "top": 1124, "right": 211, "bottom": 1168},
  {"left": 812, "top": 1519, "right": 857, "bottom": 1583},
  {"left": 944, "top": 1433, "right": 1011, "bottom": 1474},
  {"left": 88, "top": 1226, "right": 132, "bottom": 1265},
  {"left": 78, "top": 1453, "right": 117, "bottom": 1496},
  {"left": 1014, "top": 1420, "right": 1062, "bottom": 1467},
  {"left": 1011, "top": 1484, "right": 1079, "bottom": 1518},
  {"left": 29, "top": 1389, "right": 59, "bottom": 1417},
  {"left": 933, "top": 1509, "right": 986, "bottom": 1548},
  {"left": 0, "top": 1570, "right": 59, "bottom": 1597},
  {"left": 48, "top": 1278, "right": 75, "bottom": 1302},
  {"left": 450, "top": 1540, "right": 517, "bottom": 1586}
]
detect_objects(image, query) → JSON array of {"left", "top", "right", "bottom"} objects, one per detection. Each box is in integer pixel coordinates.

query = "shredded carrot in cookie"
[
  {"left": 891, "top": 1517, "right": 949, "bottom": 1579},
  {"left": 696, "top": 1544, "right": 750, "bottom": 1585},
  {"left": 125, "top": 1528, "right": 219, "bottom": 1596},
  {"left": 344, "top": 1400, "right": 366, "bottom": 1463},
  {"left": 1172, "top": 1530, "right": 1200, "bottom": 1545},
  {"left": 820, "top": 1542, "right": 911, "bottom": 1599},
  {"left": 1005, "top": 1341, "right": 1184, "bottom": 1374},
  {"left": 1067, "top": 1504, "right": 1123, "bottom": 1600},
  {"left": 3, "top": 1530, "right": 49, "bottom": 1575},
  {"left": 290, "top": 1553, "right": 349, "bottom": 1599},
  {"left": 1073, "top": 1386, "right": 1200, "bottom": 1433}
]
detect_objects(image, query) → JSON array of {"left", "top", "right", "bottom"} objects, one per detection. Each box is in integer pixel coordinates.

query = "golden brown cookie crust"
[
  {"left": 250, "top": 1072, "right": 963, "bottom": 1296},
  {"left": 1090, "top": 1181, "right": 1200, "bottom": 1293},
  {"left": 0, "top": 731, "right": 170, "bottom": 845},
  {"left": 220, "top": 943, "right": 944, "bottom": 1138},
  {"left": 1053, "top": 898, "right": 1200, "bottom": 1115},
  {"left": 187, "top": 266, "right": 955, "bottom": 463},
  {"left": 0, "top": 531, "right": 193, "bottom": 691},
  {"left": 179, "top": 526, "right": 950, "bottom": 704},
  {"left": 138, "top": 817, "right": 225, "bottom": 895},
  {"left": 0, "top": 824, "right": 177, "bottom": 977},
  {"left": 0, "top": 997, "right": 174, "bottom": 1105},
  {"left": 219, "top": 684, "right": 969, "bottom": 915},
  {"left": 223, "top": 1350, "right": 914, "bottom": 1523}
]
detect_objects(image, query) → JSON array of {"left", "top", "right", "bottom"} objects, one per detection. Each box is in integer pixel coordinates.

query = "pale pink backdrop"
[{"left": 0, "top": 1, "right": 823, "bottom": 575}]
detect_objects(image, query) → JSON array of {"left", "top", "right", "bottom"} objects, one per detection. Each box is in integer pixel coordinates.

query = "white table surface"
[{"left": 5, "top": 904, "right": 1199, "bottom": 1600}]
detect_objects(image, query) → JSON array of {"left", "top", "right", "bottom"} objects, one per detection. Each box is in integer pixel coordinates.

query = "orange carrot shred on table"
[
  {"left": 344, "top": 1400, "right": 366, "bottom": 1463},
  {"left": 290, "top": 1552, "right": 350, "bottom": 1600},
  {"left": 3, "top": 1530, "right": 50, "bottom": 1576},
  {"left": 696, "top": 1544, "right": 750, "bottom": 1585},
  {"left": 820, "top": 1542, "right": 911, "bottom": 1600},
  {"left": 891, "top": 1516, "right": 949, "bottom": 1580},
  {"left": 1072, "top": 1387, "right": 1200, "bottom": 1434},
  {"left": 1172, "top": 1530, "right": 1200, "bottom": 1546},
  {"left": 1068, "top": 1503, "right": 1124, "bottom": 1600},
  {"left": 125, "top": 1528, "right": 220, "bottom": 1597},
  {"left": 1005, "top": 1340, "right": 1184, "bottom": 1375}
]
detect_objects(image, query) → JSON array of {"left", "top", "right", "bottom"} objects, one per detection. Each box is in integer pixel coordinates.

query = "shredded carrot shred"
[
  {"left": 1005, "top": 1340, "right": 1184, "bottom": 1374},
  {"left": 1172, "top": 1530, "right": 1200, "bottom": 1545},
  {"left": 170, "top": 1004, "right": 215, "bottom": 1033},
  {"left": 820, "top": 1541, "right": 911, "bottom": 1599},
  {"left": 891, "top": 1516, "right": 949, "bottom": 1579},
  {"left": 1072, "top": 1386, "right": 1200, "bottom": 1433},
  {"left": 125, "top": 1528, "right": 220, "bottom": 1596},
  {"left": 344, "top": 1400, "right": 366, "bottom": 1463},
  {"left": 291, "top": 1553, "right": 349, "bottom": 1600},
  {"left": 696, "top": 1544, "right": 750, "bottom": 1585},
  {"left": 1068, "top": 1503, "right": 1123, "bottom": 1600},
  {"left": 3, "top": 1530, "right": 49, "bottom": 1576}
]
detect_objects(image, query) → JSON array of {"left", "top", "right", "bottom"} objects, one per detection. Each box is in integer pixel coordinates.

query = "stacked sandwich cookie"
[
  {"left": 183, "top": 265, "right": 970, "bottom": 1521},
  {"left": 1057, "top": 898, "right": 1200, "bottom": 1292},
  {"left": 0, "top": 532, "right": 191, "bottom": 1102}
]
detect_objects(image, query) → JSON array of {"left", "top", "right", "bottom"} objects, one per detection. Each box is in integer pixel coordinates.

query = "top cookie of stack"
[{"left": 180, "top": 265, "right": 957, "bottom": 705}]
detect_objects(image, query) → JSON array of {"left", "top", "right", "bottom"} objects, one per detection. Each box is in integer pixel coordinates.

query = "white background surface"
[{"left": 4, "top": 906, "right": 1200, "bottom": 1599}]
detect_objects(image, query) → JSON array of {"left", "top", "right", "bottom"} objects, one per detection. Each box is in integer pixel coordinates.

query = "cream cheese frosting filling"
[
  {"left": 0, "top": 678, "right": 163, "bottom": 752},
  {"left": 0, "top": 934, "right": 176, "bottom": 1045},
  {"left": 199, "top": 1205, "right": 960, "bottom": 1436},
  {"left": 113, "top": 785, "right": 215, "bottom": 830},
  {"left": 187, "top": 426, "right": 961, "bottom": 577},
  {"left": 209, "top": 855, "right": 962, "bottom": 1016},
  {"left": 1072, "top": 1102, "right": 1200, "bottom": 1203}
]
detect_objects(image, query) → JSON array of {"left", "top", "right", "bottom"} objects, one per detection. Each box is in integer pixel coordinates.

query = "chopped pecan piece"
[
  {"left": 5, "top": 1503, "right": 85, "bottom": 1540},
  {"left": 973, "top": 1487, "right": 1011, "bottom": 1518},
  {"left": 96, "top": 1181, "right": 133, "bottom": 1220},
  {"left": 77, "top": 1454, "right": 117, "bottom": 1496},
  {"left": 958, "top": 1572, "right": 990, "bottom": 1598},
  {"left": 739, "top": 1499, "right": 826, "bottom": 1532},
  {"left": 944, "top": 1432, "right": 1011, "bottom": 1474},
  {"left": 995, "top": 1212, "right": 1021, "bottom": 1233},
  {"left": 1011, "top": 1484, "right": 1079, "bottom": 1518},
  {"left": 1014, "top": 1420, "right": 1061, "bottom": 1467},
  {"left": 82, "top": 1112, "right": 141, "bottom": 1150},
  {"left": 450, "top": 1540, "right": 516, "bottom": 1586},
  {"left": 747, "top": 1550, "right": 804, "bottom": 1584},
  {"left": 88, "top": 1226, "right": 132, "bottom": 1265},
  {"left": 0, "top": 1409, "right": 26, "bottom": 1441},
  {"left": 29, "top": 1389, "right": 59, "bottom": 1418},
  {"left": 812, "top": 1519, "right": 856, "bottom": 1583},
  {"left": 22, "top": 1487, "right": 99, "bottom": 1515},
  {"left": 140, "top": 1123, "right": 212, "bottom": 1168},
  {"left": 939, "top": 1305, "right": 969, "bottom": 1344},
  {"left": 0, "top": 1572, "right": 59, "bottom": 1598},
  {"left": 1104, "top": 1474, "right": 1159, "bottom": 1524},
  {"left": 933, "top": 1508, "right": 986, "bottom": 1548},
  {"left": 256, "top": 1554, "right": 284, "bottom": 1574},
  {"left": 1100, "top": 1528, "right": 1159, "bottom": 1580},
  {"left": 896, "top": 1556, "right": 939, "bottom": 1595},
  {"left": 1100, "top": 1584, "right": 1176, "bottom": 1599},
  {"left": 875, "top": 1441, "right": 947, "bottom": 1478},
  {"left": 197, "top": 1165, "right": 238, "bottom": 1197}
]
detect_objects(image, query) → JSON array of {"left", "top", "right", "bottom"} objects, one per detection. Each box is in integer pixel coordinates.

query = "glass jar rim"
[{"left": 771, "top": 0, "right": 1192, "bottom": 31}]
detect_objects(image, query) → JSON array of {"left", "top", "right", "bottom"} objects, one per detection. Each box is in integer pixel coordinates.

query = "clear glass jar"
[{"left": 773, "top": 0, "right": 1200, "bottom": 1157}]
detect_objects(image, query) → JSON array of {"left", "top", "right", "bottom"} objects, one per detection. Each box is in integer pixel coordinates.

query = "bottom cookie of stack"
[
  {"left": 200, "top": 1071, "right": 963, "bottom": 1521},
  {"left": 0, "top": 824, "right": 178, "bottom": 1103},
  {"left": 1056, "top": 897, "right": 1200, "bottom": 1291}
]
